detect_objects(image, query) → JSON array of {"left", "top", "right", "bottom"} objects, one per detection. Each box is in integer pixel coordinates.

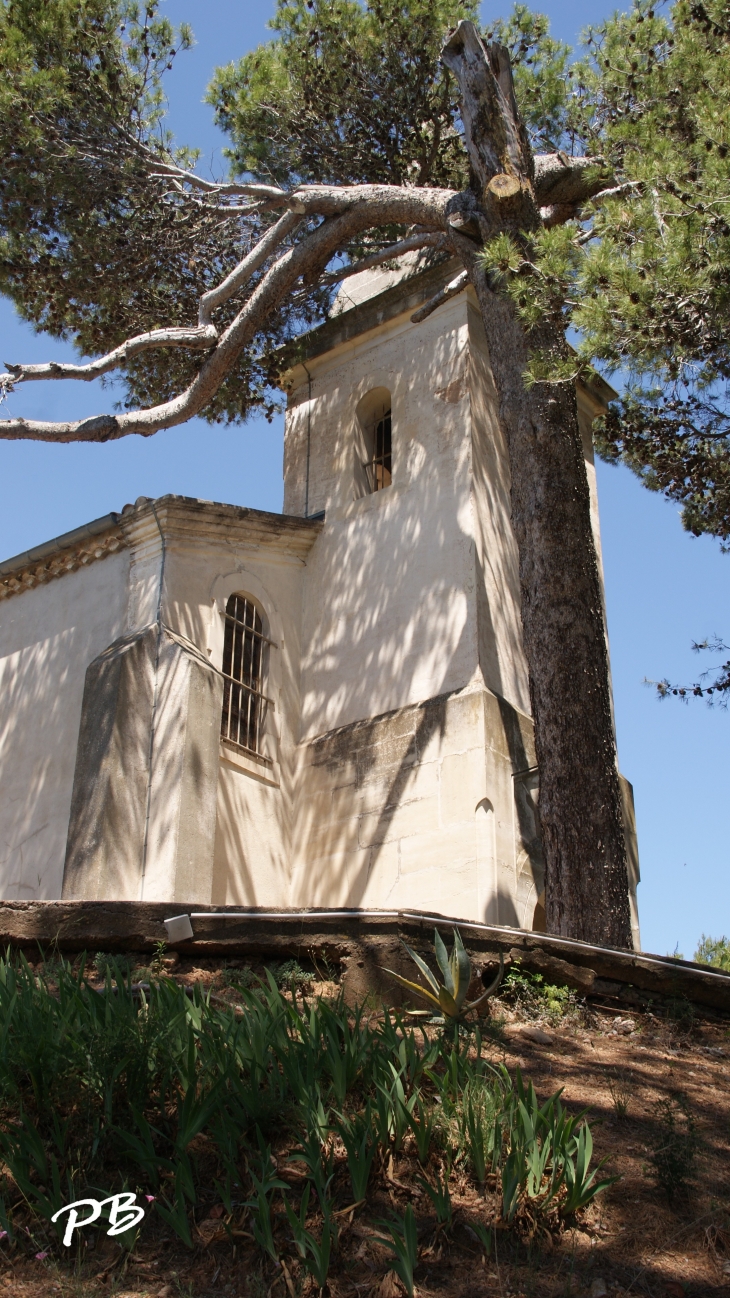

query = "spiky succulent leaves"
[
  {"left": 386, "top": 932, "right": 472, "bottom": 1018},
  {"left": 385, "top": 941, "right": 442, "bottom": 1012},
  {"left": 385, "top": 939, "right": 458, "bottom": 1018},
  {"left": 437, "top": 985, "right": 459, "bottom": 1018},
  {"left": 399, "top": 942, "right": 441, "bottom": 996},
  {"left": 383, "top": 969, "right": 443, "bottom": 1014},
  {"left": 450, "top": 929, "right": 472, "bottom": 1012},
  {"left": 433, "top": 930, "right": 454, "bottom": 997},
  {"left": 465, "top": 953, "right": 505, "bottom": 1011}
]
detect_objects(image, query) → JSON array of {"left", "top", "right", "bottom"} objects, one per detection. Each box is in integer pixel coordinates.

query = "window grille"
[
  {"left": 362, "top": 407, "right": 392, "bottom": 492},
  {"left": 220, "top": 594, "right": 271, "bottom": 756}
]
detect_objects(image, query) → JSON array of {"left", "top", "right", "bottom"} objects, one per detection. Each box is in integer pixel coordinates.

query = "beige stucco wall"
[
  {"left": 285, "top": 288, "right": 535, "bottom": 745},
  {"left": 120, "top": 504, "right": 318, "bottom": 908},
  {"left": 290, "top": 683, "right": 544, "bottom": 929},
  {"left": 0, "top": 261, "right": 640, "bottom": 939},
  {"left": 280, "top": 284, "right": 546, "bottom": 921},
  {"left": 281, "top": 275, "right": 637, "bottom": 932},
  {"left": 0, "top": 500, "right": 320, "bottom": 908},
  {"left": 0, "top": 551, "right": 130, "bottom": 899}
]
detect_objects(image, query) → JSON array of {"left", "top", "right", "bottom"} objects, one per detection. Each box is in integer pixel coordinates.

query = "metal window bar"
[
  {"left": 220, "top": 594, "right": 272, "bottom": 755},
  {"left": 362, "top": 408, "right": 392, "bottom": 492}
]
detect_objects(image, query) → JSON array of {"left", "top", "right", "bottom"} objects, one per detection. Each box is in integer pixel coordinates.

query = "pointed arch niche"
[{"left": 475, "top": 798, "right": 496, "bottom": 923}]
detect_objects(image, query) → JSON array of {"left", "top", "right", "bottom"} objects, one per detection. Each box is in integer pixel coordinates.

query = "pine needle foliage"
[
  {"left": 207, "top": 0, "right": 478, "bottom": 190},
  {"left": 480, "top": 0, "right": 730, "bottom": 542},
  {"left": 3, "top": 0, "right": 729, "bottom": 538},
  {"left": 693, "top": 933, "right": 730, "bottom": 970},
  {"left": 0, "top": 0, "right": 321, "bottom": 424}
]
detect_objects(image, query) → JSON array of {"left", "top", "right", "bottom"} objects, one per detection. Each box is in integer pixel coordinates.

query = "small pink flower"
[
  {"left": 0, "top": 1230, "right": 8, "bottom": 1240},
  {"left": 35, "top": 1251, "right": 49, "bottom": 1261},
  {"left": 145, "top": 1195, "right": 155, "bottom": 1202}
]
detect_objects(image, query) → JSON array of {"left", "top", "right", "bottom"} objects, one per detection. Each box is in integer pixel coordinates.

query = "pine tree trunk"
[{"left": 444, "top": 23, "right": 634, "bottom": 948}]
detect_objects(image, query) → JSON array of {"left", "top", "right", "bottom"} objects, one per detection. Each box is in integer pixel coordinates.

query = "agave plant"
[{"left": 386, "top": 929, "right": 503, "bottom": 1023}]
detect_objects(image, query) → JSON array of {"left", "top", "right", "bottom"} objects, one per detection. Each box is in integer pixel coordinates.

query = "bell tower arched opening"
[{"left": 354, "top": 387, "right": 392, "bottom": 498}]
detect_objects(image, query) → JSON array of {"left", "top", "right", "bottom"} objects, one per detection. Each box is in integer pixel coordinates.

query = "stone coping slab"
[{"left": 1, "top": 901, "right": 728, "bottom": 1014}]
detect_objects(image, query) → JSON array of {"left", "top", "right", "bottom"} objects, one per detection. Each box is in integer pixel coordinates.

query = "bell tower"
[{"left": 281, "top": 255, "right": 641, "bottom": 942}]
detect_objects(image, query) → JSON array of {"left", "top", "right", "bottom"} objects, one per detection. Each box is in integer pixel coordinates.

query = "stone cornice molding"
[
  {"left": 281, "top": 258, "right": 619, "bottom": 413},
  {"left": 0, "top": 494, "right": 324, "bottom": 602},
  {"left": 137, "top": 495, "right": 323, "bottom": 558}
]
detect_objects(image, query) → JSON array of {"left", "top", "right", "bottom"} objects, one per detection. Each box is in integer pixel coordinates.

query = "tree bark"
[{"left": 443, "top": 23, "right": 633, "bottom": 949}]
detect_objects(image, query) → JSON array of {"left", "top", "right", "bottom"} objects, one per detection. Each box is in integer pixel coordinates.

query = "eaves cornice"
[
  {"left": 0, "top": 513, "right": 127, "bottom": 602},
  {"left": 0, "top": 494, "right": 323, "bottom": 602}
]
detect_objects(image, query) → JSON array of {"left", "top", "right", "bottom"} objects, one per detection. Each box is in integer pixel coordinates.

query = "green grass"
[{"left": 0, "top": 950, "right": 615, "bottom": 1286}]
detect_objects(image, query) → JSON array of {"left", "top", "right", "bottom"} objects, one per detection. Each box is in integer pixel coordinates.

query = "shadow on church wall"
[
  {"left": 0, "top": 554, "right": 130, "bottom": 900},
  {"left": 274, "top": 298, "right": 543, "bottom": 926}
]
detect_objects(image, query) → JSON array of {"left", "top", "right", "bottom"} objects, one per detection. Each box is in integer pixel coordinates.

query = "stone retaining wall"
[{"left": 1, "top": 901, "right": 728, "bottom": 1014}]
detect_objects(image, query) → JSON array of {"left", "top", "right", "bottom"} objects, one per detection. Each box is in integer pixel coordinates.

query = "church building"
[{"left": 0, "top": 257, "right": 641, "bottom": 945}]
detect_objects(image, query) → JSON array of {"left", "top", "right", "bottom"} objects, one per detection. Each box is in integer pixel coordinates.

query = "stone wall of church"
[
  {"left": 0, "top": 255, "right": 639, "bottom": 939},
  {"left": 279, "top": 271, "right": 639, "bottom": 936},
  {"left": 290, "top": 683, "right": 544, "bottom": 928},
  {"left": 107, "top": 502, "right": 319, "bottom": 909},
  {"left": 0, "top": 498, "right": 321, "bottom": 909},
  {"left": 285, "top": 291, "right": 489, "bottom": 740},
  {"left": 62, "top": 623, "right": 224, "bottom": 905},
  {"left": 0, "top": 550, "right": 130, "bottom": 900}
]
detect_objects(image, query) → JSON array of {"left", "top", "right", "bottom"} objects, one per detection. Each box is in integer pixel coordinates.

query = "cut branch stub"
[
  {"left": 487, "top": 173, "right": 522, "bottom": 200},
  {"left": 486, "top": 172, "right": 530, "bottom": 222},
  {"left": 441, "top": 21, "right": 535, "bottom": 229}
]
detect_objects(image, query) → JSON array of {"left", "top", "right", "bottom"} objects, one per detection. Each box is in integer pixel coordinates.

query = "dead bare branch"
[
  {"left": 0, "top": 184, "right": 455, "bottom": 444},
  {"left": 410, "top": 268, "right": 468, "bottom": 322},
  {"left": 315, "top": 231, "right": 447, "bottom": 290},
  {"left": 149, "top": 159, "right": 289, "bottom": 205},
  {"left": 3, "top": 325, "right": 218, "bottom": 388},
  {"left": 199, "top": 210, "right": 305, "bottom": 324},
  {"left": 589, "top": 180, "right": 644, "bottom": 205}
]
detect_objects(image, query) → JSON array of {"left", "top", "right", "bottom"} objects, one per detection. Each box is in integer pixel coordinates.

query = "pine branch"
[
  {"left": 0, "top": 185, "right": 454, "bottom": 443},
  {"left": 650, "top": 640, "right": 730, "bottom": 707}
]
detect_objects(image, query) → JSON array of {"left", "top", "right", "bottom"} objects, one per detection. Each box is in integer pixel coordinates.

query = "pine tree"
[
  {"left": 480, "top": 1, "right": 730, "bottom": 544},
  {"left": 13, "top": 0, "right": 722, "bottom": 946}
]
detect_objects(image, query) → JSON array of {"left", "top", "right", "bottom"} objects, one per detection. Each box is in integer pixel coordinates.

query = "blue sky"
[{"left": 0, "top": 1, "right": 727, "bottom": 959}]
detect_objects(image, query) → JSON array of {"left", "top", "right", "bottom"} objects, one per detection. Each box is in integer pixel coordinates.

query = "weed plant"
[
  {"left": 0, "top": 950, "right": 615, "bottom": 1287},
  {"left": 375, "top": 1203, "right": 419, "bottom": 1297},
  {"left": 665, "top": 992, "right": 696, "bottom": 1035},
  {"left": 93, "top": 952, "right": 133, "bottom": 982},
  {"left": 608, "top": 1069, "right": 633, "bottom": 1119},
  {"left": 649, "top": 1091, "right": 698, "bottom": 1204},
  {"left": 225, "top": 965, "right": 258, "bottom": 992},
  {"left": 501, "top": 962, "right": 580, "bottom": 1025},
  {"left": 268, "top": 959, "right": 315, "bottom": 991}
]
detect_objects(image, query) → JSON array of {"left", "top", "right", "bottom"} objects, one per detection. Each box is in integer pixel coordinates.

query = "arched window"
[
  {"left": 354, "top": 387, "right": 392, "bottom": 496},
  {"left": 365, "top": 406, "right": 392, "bottom": 492},
  {"left": 220, "top": 594, "right": 269, "bottom": 755}
]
